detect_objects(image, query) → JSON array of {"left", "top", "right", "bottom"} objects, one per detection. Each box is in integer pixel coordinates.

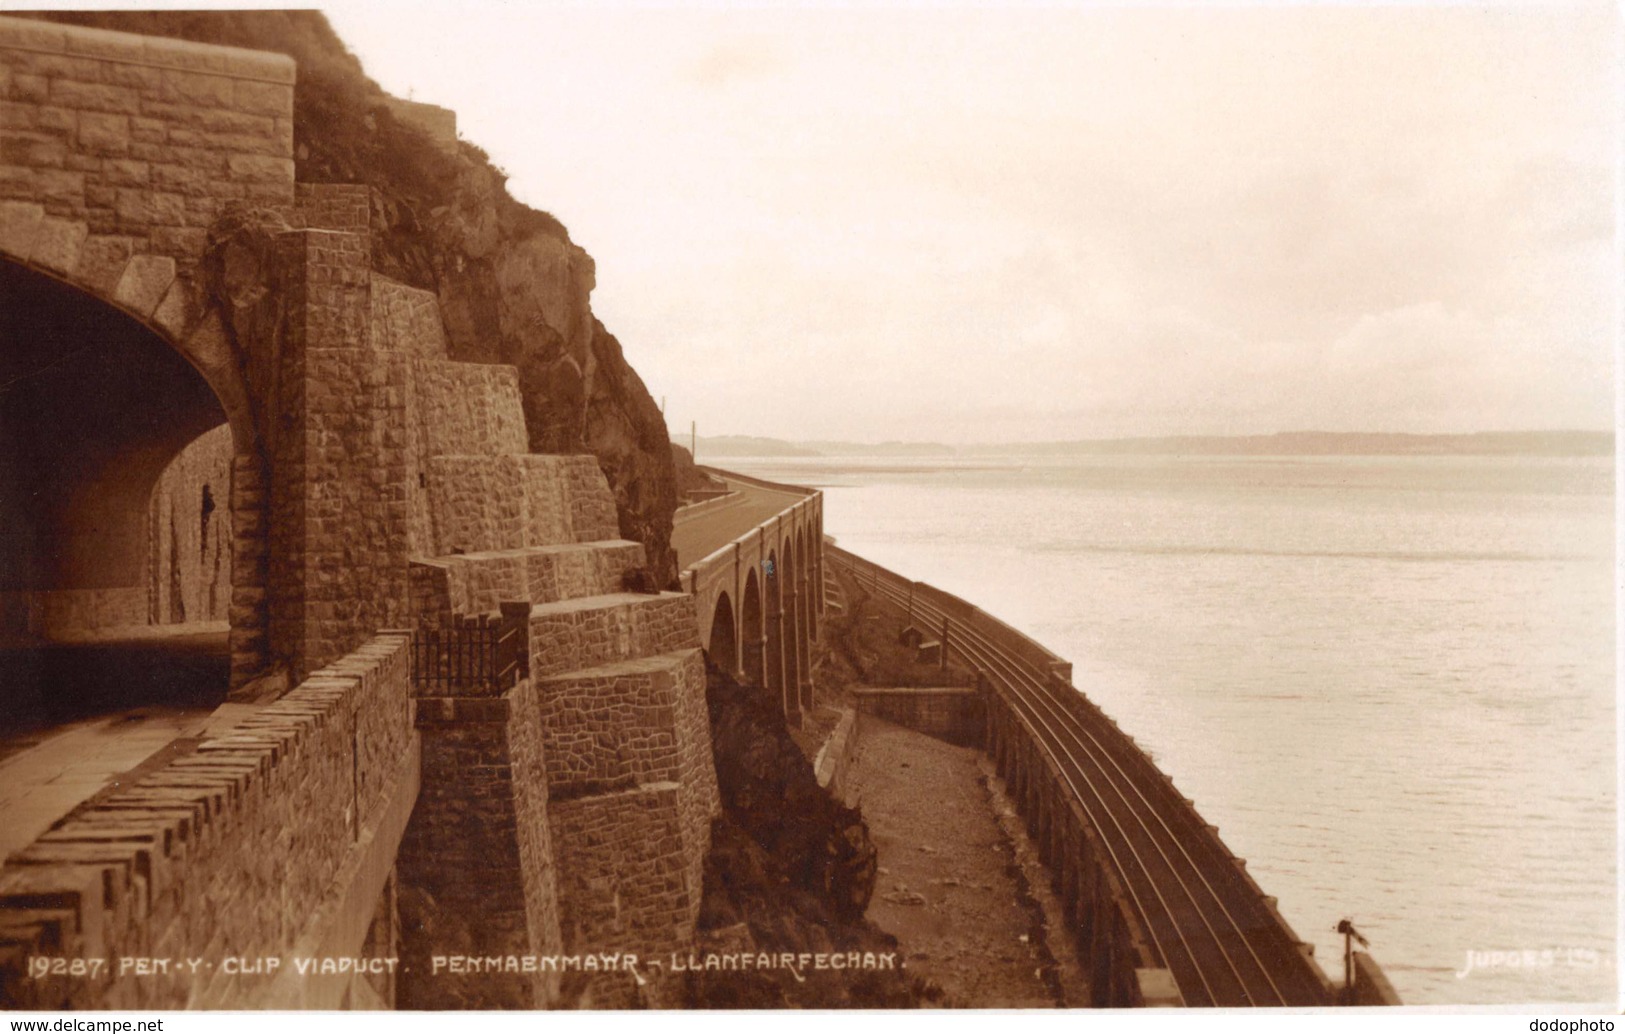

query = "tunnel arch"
[
  {"left": 706, "top": 590, "right": 738, "bottom": 675},
  {"left": 0, "top": 256, "right": 263, "bottom": 722}
]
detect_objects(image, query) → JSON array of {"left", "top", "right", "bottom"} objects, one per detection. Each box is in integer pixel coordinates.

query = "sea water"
[{"left": 721, "top": 452, "right": 1615, "bottom": 1006}]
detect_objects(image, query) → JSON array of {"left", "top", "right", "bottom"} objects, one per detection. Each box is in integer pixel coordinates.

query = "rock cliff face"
[{"left": 26, "top": 10, "right": 681, "bottom": 585}]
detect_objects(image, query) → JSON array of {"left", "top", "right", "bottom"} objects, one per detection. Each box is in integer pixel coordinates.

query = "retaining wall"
[{"left": 851, "top": 686, "right": 984, "bottom": 747}]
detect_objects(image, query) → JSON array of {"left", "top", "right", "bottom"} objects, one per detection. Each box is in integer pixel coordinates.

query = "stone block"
[
  {"left": 0, "top": 199, "right": 43, "bottom": 261},
  {"left": 114, "top": 187, "right": 184, "bottom": 227},
  {"left": 15, "top": 168, "right": 83, "bottom": 208},
  {"left": 34, "top": 106, "right": 77, "bottom": 136},
  {"left": 7, "top": 73, "right": 48, "bottom": 104},
  {"left": 77, "top": 111, "right": 130, "bottom": 156},
  {"left": 232, "top": 79, "right": 292, "bottom": 119},
  {"left": 158, "top": 68, "right": 235, "bottom": 109},
  {"left": 75, "top": 234, "right": 133, "bottom": 295},
  {"left": 225, "top": 153, "right": 293, "bottom": 185},
  {"left": 49, "top": 78, "right": 141, "bottom": 116},
  {"left": 102, "top": 159, "right": 150, "bottom": 187},
  {"left": 0, "top": 132, "right": 65, "bottom": 167},
  {"left": 151, "top": 280, "right": 194, "bottom": 339},
  {"left": 101, "top": 62, "right": 162, "bottom": 93},
  {"left": 112, "top": 253, "right": 176, "bottom": 317},
  {"left": 28, "top": 215, "right": 86, "bottom": 277}
]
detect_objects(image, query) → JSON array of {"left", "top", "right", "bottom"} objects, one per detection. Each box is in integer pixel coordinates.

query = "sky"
[{"left": 324, "top": 1, "right": 1620, "bottom": 444}]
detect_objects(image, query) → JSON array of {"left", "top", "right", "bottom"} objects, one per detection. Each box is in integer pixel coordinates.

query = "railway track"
[{"left": 829, "top": 549, "right": 1332, "bottom": 1007}]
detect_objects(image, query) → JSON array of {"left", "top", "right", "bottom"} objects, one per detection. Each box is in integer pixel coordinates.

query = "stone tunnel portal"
[{"left": 0, "top": 260, "right": 235, "bottom": 737}]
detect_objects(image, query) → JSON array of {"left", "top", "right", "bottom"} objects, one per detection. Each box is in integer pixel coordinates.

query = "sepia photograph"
[{"left": 0, "top": 0, "right": 1615, "bottom": 1021}]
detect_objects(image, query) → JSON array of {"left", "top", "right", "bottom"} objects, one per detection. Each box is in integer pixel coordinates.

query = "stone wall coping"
[{"left": 0, "top": 15, "right": 296, "bottom": 85}]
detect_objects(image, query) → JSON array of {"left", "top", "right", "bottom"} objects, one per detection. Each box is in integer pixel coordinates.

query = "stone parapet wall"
[
  {"left": 0, "top": 16, "right": 294, "bottom": 272},
  {"left": 0, "top": 634, "right": 415, "bottom": 1009}
]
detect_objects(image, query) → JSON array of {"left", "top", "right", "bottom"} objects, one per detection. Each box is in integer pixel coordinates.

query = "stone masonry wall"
[
  {"left": 852, "top": 687, "right": 985, "bottom": 748},
  {"left": 371, "top": 275, "right": 447, "bottom": 358},
  {"left": 266, "top": 228, "right": 410, "bottom": 681},
  {"left": 0, "top": 587, "right": 146, "bottom": 642},
  {"left": 0, "top": 16, "right": 295, "bottom": 275},
  {"left": 0, "top": 634, "right": 414, "bottom": 1009},
  {"left": 547, "top": 784, "right": 697, "bottom": 1008},
  {"left": 417, "top": 455, "right": 621, "bottom": 561},
  {"left": 409, "top": 540, "right": 645, "bottom": 627},
  {"left": 146, "top": 422, "right": 232, "bottom": 627},
  {"left": 536, "top": 648, "right": 706, "bottom": 796},
  {"left": 528, "top": 593, "right": 697, "bottom": 679},
  {"left": 397, "top": 677, "right": 562, "bottom": 1009}
]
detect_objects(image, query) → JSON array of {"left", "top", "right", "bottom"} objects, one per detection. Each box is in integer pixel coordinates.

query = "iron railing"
[{"left": 409, "top": 603, "right": 529, "bottom": 695}]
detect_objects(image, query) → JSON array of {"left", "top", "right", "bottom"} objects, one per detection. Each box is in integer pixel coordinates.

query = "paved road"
[{"left": 672, "top": 479, "right": 807, "bottom": 569}]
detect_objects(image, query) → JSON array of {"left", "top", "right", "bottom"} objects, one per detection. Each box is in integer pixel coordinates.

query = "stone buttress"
[{"left": 372, "top": 273, "right": 720, "bottom": 1008}]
